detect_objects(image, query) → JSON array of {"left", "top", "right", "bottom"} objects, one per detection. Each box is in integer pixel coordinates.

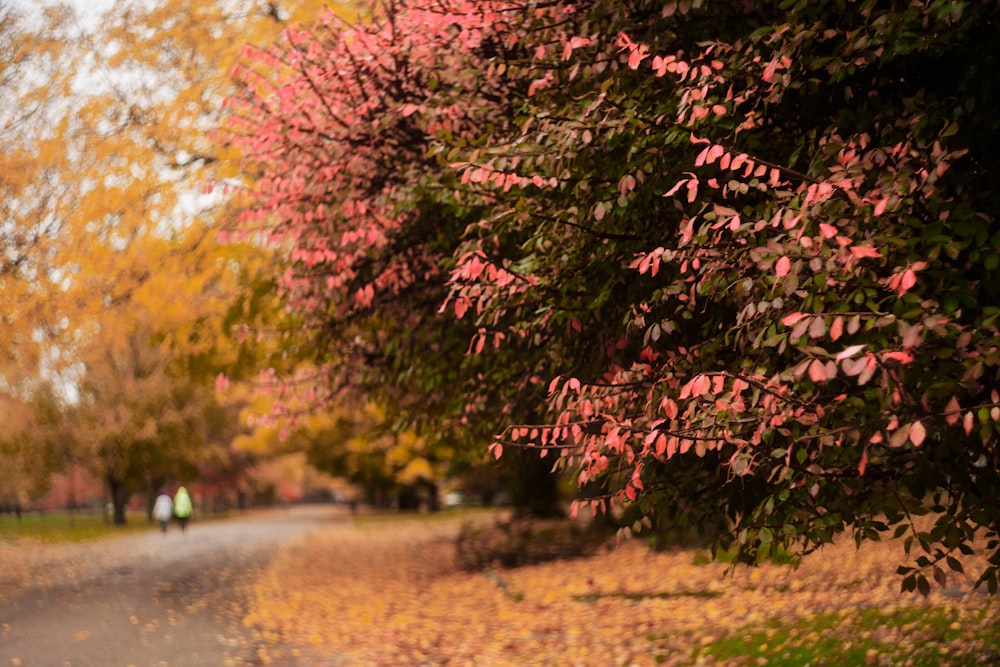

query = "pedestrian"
[
  {"left": 153, "top": 489, "right": 173, "bottom": 533},
  {"left": 173, "top": 486, "right": 193, "bottom": 532}
]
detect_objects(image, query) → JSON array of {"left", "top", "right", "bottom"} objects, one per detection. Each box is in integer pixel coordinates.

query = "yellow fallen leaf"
[{"left": 75, "top": 630, "right": 90, "bottom": 641}]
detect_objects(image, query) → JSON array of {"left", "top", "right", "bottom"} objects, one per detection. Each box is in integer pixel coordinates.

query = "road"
[{"left": 0, "top": 505, "right": 346, "bottom": 666}]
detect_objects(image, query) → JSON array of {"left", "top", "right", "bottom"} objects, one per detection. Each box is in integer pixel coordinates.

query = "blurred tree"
[{"left": 0, "top": 0, "right": 345, "bottom": 517}]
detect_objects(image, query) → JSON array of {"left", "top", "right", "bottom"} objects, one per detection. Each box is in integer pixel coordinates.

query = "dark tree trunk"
[
  {"left": 398, "top": 485, "right": 420, "bottom": 511},
  {"left": 423, "top": 479, "right": 440, "bottom": 512},
  {"left": 509, "top": 448, "right": 564, "bottom": 518},
  {"left": 108, "top": 476, "right": 129, "bottom": 526}
]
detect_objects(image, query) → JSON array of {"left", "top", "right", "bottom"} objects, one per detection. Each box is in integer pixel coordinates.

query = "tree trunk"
[
  {"left": 108, "top": 476, "right": 129, "bottom": 526},
  {"left": 509, "top": 448, "right": 564, "bottom": 518},
  {"left": 146, "top": 478, "right": 166, "bottom": 523}
]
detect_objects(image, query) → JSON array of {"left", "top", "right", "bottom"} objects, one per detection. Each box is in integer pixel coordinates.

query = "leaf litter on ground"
[{"left": 242, "top": 512, "right": 998, "bottom": 666}]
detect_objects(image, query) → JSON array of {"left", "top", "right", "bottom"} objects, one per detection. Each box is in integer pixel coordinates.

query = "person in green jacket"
[{"left": 173, "top": 486, "right": 193, "bottom": 532}]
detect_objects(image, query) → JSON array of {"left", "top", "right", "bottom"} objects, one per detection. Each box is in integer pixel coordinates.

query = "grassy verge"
[
  {"left": 0, "top": 511, "right": 154, "bottom": 543},
  {"left": 690, "top": 604, "right": 1000, "bottom": 666}
]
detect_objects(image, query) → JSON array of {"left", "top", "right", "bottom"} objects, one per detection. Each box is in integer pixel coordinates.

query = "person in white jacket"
[{"left": 153, "top": 490, "right": 173, "bottom": 533}]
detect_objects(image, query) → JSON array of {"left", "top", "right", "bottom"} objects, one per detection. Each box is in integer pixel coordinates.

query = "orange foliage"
[{"left": 244, "top": 515, "right": 995, "bottom": 665}]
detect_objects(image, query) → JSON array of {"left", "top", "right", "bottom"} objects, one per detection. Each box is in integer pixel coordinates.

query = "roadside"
[{"left": 0, "top": 504, "right": 344, "bottom": 666}]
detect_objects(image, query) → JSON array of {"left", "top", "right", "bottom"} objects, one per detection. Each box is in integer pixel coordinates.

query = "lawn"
[
  {"left": 242, "top": 513, "right": 999, "bottom": 666},
  {"left": 0, "top": 510, "right": 154, "bottom": 543}
]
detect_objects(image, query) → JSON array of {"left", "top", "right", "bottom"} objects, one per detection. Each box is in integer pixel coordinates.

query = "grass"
[
  {"left": 0, "top": 510, "right": 155, "bottom": 543},
  {"left": 689, "top": 605, "right": 1000, "bottom": 666},
  {"left": 350, "top": 505, "right": 505, "bottom": 527},
  {"left": 693, "top": 545, "right": 798, "bottom": 567}
]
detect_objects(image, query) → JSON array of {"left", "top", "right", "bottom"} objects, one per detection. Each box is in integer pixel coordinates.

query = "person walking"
[
  {"left": 173, "top": 486, "right": 193, "bottom": 532},
  {"left": 153, "top": 490, "right": 173, "bottom": 533}
]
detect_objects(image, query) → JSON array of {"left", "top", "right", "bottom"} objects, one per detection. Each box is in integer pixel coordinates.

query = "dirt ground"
[{"left": 0, "top": 505, "right": 345, "bottom": 666}]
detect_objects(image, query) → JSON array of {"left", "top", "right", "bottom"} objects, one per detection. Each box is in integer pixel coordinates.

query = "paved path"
[{"left": 0, "top": 505, "right": 346, "bottom": 666}]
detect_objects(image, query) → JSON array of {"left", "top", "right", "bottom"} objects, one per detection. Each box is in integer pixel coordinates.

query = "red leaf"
[
  {"left": 873, "top": 197, "right": 890, "bottom": 216},
  {"left": 775, "top": 256, "right": 791, "bottom": 277},
  {"left": 829, "top": 316, "right": 844, "bottom": 341},
  {"left": 663, "top": 178, "right": 688, "bottom": 197},
  {"left": 686, "top": 178, "right": 699, "bottom": 203},
  {"left": 782, "top": 312, "right": 807, "bottom": 326},
  {"left": 945, "top": 396, "right": 961, "bottom": 426},
  {"left": 808, "top": 359, "right": 828, "bottom": 382},
  {"left": 661, "top": 397, "right": 679, "bottom": 419},
  {"left": 898, "top": 268, "right": 917, "bottom": 295},
  {"left": 694, "top": 146, "right": 710, "bottom": 167},
  {"left": 849, "top": 245, "right": 882, "bottom": 259},
  {"left": 909, "top": 420, "right": 926, "bottom": 446}
]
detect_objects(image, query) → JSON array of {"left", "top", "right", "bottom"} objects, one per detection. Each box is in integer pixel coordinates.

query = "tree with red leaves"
[{"left": 222, "top": 0, "right": 1000, "bottom": 592}]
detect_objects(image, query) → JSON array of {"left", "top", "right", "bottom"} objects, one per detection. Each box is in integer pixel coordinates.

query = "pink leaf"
[
  {"left": 808, "top": 359, "right": 828, "bottom": 382},
  {"left": 857, "top": 356, "right": 877, "bottom": 385},
  {"left": 899, "top": 268, "right": 917, "bottom": 295},
  {"left": 686, "top": 179, "right": 699, "bottom": 203},
  {"left": 909, "top": 420, "right": 926, "bottom": 446},
  {"left": 945, "top": 396, "right": 961, "bottom": 426},
  {"left": 849, "top": 245, "right": 882, "bottom": 259},
  {"left": 706, "top": 145, "right": 725, "bottom": 165},
  {"left": 829, "top": 316, "right": 844, "bottom": 341},
  {"left": 835, "top": 344, "right": 866, "bottom": 362},
  {"left": 663, "top": 178, "right": 688, "bottom": 197},
  {"left": 694, "top": 146, "right": 710, "bottom": 167},
  {"left": 873, "top": 197, "right": 889, "bottom": 216},
  {"left": 782, "top": 312, "right": 807, "bottom": 326},
  {"left": 775, "top": 256, "right": 791, "bottom": 277},
  {"left": 882, "top": 350, "right": 914, "bottom": 364}
]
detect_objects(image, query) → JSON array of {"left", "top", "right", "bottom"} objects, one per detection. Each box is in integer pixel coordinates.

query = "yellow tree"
[
  {"left": 0, "top": 4, "right": 69, "bottom": 394},
  {"left": 1, "top": 0, "right": 344, "bottom": 511}
]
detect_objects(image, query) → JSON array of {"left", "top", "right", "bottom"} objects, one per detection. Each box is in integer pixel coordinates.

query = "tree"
[
  {"left": 222, "top": 0, "right": 1000, "bottom": 592},
  {"left": 219, "top": 0, "right": 572, "bottom": 514},
  {"left": 0, "top": 0, "right": 341, "bottom": 518},
  {"left": 442, "top": 0, "right": 1000, "bottom": 592}
]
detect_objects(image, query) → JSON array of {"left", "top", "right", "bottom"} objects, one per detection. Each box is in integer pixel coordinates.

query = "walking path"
[{"left": 0, "top": 505, "right": 345, "bottom": 666}]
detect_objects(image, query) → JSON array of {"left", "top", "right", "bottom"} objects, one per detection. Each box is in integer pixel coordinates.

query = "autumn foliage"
[
  {"left": 221, "top": 0, "right": 1000, "bottom": 592},
  {"left": 244, "top": 513, "right": 998, "bottom": 665}
]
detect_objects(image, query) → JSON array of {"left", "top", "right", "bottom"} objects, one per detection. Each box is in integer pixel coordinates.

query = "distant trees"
[{"left": 0, "top": 1, "right": 334, "bottom": 520}]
